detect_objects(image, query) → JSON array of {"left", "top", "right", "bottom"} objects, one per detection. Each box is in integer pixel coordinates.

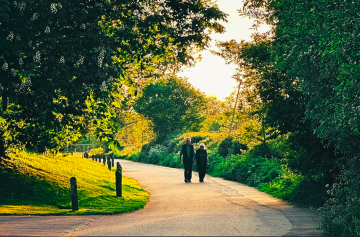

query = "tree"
[
  {"left": 0, "top": 0, "right": 227, "bottom": 158},
  {"left": 133, "top": 76, "right": 206, "bottom": 136},
  {"left": 116, "top": 111, "right": 155, "bottom": 155},
  {"left": 239, "top": 0, "right": 358, "bottom": 234}
]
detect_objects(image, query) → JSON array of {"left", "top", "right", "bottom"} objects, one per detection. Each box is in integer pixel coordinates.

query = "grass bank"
[{"left": 0, "top": 151, "right": 148, "bottom": 215}]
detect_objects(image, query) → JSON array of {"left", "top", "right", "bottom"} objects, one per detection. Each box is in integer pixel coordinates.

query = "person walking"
[
  {"left": 180, "top": 137, "right": 195, "bottom": 183},
  {"left": 196, "top": 143, "right": 208, "bottom": 182}
]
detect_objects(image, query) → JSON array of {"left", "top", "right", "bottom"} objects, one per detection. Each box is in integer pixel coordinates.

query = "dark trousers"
[
  {"left": 198, "top": 164, "right": 206, "bottom": 181},
  {"left": 183, "top": 159, "right": 193, "bottom": 181}
]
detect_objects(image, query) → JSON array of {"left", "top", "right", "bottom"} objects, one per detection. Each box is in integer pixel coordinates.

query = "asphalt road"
[{"left": 0, "top": 160, "right": 322, "bottom": 236}]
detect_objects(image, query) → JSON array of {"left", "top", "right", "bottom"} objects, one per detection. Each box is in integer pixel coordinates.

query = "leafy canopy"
[
  {"left": 134, "top": 76, "right": 206, "bottom": 136},
  {"left": 0, "top": 0, "right": 227, "bottom": 155}
]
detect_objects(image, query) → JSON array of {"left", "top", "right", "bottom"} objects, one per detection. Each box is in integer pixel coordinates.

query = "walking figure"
[
  {"left": 179, "top": 137, "right": 195, "bottom": 183},
  {"left": 196, "top": 143, "right": 208, "bottom": 182}
]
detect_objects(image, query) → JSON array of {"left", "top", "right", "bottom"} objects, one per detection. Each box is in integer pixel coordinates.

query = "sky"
[{"left": 178, "top": 0, "right": 270, "bottom": 100}]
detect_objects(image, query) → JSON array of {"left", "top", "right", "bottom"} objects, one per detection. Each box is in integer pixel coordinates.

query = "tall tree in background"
[
  {"left": 134, "top": 77, "right": 206, "bottom": 137},
  {"left": 212, "top": 37, "right": 277, "bottom": 147},
  {"left": 0, "top": 0, "right": 227, "bottom": 158}
]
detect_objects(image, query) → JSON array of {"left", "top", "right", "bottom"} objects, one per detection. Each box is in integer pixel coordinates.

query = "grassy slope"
[{"left": 0, "top": 152, "right": 148, "bottom": 215}]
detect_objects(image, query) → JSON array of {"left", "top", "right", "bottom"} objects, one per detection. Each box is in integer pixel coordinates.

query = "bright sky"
[{"left": 178, "top": 0, "right": 270, "bottom": 100}]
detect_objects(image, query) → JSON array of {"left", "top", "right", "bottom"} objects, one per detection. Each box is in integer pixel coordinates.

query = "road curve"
[
  {"left": 0, "top": 160, "right": 322, "bottom": 236},
  {"left": 71, "top": 160, "right": 321, "bottom": 236}
]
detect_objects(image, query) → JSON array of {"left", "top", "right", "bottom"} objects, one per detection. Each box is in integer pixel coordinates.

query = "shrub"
[
  {"left": 218, "top": 138, "right": 248, "bottom": 157},
  {"left": 158, "top": 153, "right": 183, "bottom": 168},
  {"left": 141, "top": 140, "right": 156, "bottom": 153},
  {"left": 218, "top": 137, "right": 233, "bottom": 157},
  {"left": 232, "top": 141, "right": 248, "bottom": 155}
]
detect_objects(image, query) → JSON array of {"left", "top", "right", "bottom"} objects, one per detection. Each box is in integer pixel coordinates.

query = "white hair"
[{"left": 199, "top": 143, "right": 206, "bottom": 149}]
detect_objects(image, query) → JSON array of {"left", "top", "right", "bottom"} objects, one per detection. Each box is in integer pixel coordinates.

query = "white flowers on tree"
[
  {"left": 100, "top": 81, "right": 107, "bottom": 91},
  {"left": 7, "top": 31, "right": 14, "bottom": 41},
  {"left": 59, "top": 55, "right": 65, "bottom": 64},
  {"left": 45, "top": 26, "right": 50, "bottom": 34},
  {"left": 16, "top": 77, "right": 33, "bottom": 94},
  {"left": 33, "top": 51, "right": 41, "bottom": 63},
  {"left": 18, "top": 2, "right": 26, "bottom": 11},
  {"left": 98, "top": 50, "right": 104, "bottom": 67},
  {"left": 74, "top": 56, "right": 84, "bottom": 68},
  {"left": 31, "top": 13, "right": 38, "bottom": 21},
  {"left": 19, "top": 58, "right": 23, "bottom": 66},
  {"left": 2, "top": 63, "right": 8, "bottom": 71},
  {"left": 50, "top": 3, "right": 57, "bottom": 13}
]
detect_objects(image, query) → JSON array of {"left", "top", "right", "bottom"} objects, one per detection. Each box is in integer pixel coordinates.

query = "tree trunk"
[
  {"left": 0, "top": 134, "right": 7, "bottom": 160},
  {"left": 0, "top": 91, "right": 8, "bottom": 160}
]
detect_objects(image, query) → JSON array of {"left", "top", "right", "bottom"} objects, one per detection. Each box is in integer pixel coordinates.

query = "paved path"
[{"left": 0, "top": 160, "right": 322, "bottom": 236}]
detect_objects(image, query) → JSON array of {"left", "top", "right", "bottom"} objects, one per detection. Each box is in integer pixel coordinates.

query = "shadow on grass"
[{"left": 0, "top": 164, "right": 70, "bottom": 207}]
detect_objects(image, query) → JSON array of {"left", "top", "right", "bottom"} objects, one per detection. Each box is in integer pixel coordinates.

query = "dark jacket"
[
  {"left": 181, "top": 144, "right": 195, "bottom": 160},
  {"left": 196, "top": 149, "right": 208, "bottom": 165}
]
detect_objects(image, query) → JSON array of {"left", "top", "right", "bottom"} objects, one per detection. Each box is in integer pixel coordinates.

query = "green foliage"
[
  {"left": 208, "top": 122, "right": 221, "bottom": 132},
  {"left": 122, "top": 131, "right": 326, "bottom": 208},
  {"left": 218, "top": 137, "right": 248, "bottom": 157},
  {"left": 218, "top": 137, "right": 233, "bottom": 157},
  {"left": 0, "top": 0, "right": 227, "bottom": 157},
  {"left": 125, "top": 143, "right": 182, "bottom": 169},
  {"left": 213, "top": 0, "right": 360, "bottom": 234},
  {"left": 134, "top": 77, "right": 206, "bottom": 136},
  {"left": 232, "top": 140, "right": 248, "bottom": 155}
]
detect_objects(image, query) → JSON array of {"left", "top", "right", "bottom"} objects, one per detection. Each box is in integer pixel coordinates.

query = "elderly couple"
[{"left": 179, "top": 137, "right": 208, "bottom": 183}]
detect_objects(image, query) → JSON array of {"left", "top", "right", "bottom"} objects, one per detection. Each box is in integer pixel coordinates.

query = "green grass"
[{"left": 0, "top": 151, "right": 148, "bottom": 215}]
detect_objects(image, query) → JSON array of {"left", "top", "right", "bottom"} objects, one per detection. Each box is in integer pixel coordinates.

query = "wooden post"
[
  {"left": 116, "top": 162, "right": 122, "bottom": 197},
  {"left": 92, "top": 155, "right": 94, "bottom": 161},
  {"left": 111, "top": 155, "right": 114, "bottom": 167},
  {"left": 70, "top": 177, "right": 79, "bottom": 211},
  {"left": 107, "top": 156, "right": 111, "bottom": 170}
]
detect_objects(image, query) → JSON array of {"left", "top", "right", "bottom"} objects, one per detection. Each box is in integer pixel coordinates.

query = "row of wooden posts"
[
  {"left": 70, "top": 153, "right": 122, "bottom": 211},
  {"left": 82, "top": 152, "right": 116, "bottom": 171}
]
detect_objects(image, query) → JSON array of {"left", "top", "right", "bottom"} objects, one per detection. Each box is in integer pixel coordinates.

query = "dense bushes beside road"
[{"left": 117, "top": 131, "right": 329, "bottom": 207}]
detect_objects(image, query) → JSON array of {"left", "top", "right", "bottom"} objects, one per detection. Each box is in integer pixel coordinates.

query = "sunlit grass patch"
[{"left": 0, "top": 151, "right": 148, "bottom": 215}]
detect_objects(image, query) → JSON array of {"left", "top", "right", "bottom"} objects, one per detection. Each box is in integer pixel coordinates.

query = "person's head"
[
  {"left": 199, "top": 143, "right": 206, "bottom": 150},
  {"left": 185, "top": 137, "right": 191, "bottom": 144}
]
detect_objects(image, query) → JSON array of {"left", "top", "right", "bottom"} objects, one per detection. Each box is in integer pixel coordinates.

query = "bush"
[
  {"left": 218, "top": 138, "right": 233, "bottom": 157},
  {"left": 121, "top": 132, "right": 327, "bottom": 213},
  {"left": 218, "top": 138, "right": 248, "bottom": 157},
  {"left": 206, "top": 150, "right": 305, "bottom": 203},
  {"left": 250, "top": 143, "right": 281, "bottom": 159},
  {"left": 158, "top": 153, "right": 183, "bottom": 168},
  {"left": 232, "top": 141, "right": 248, "bottom": 155}
]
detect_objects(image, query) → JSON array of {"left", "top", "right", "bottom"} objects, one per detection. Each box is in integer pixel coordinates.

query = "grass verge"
[{"left": 0, "top": 151, "right": 148, "bottom": 215}]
